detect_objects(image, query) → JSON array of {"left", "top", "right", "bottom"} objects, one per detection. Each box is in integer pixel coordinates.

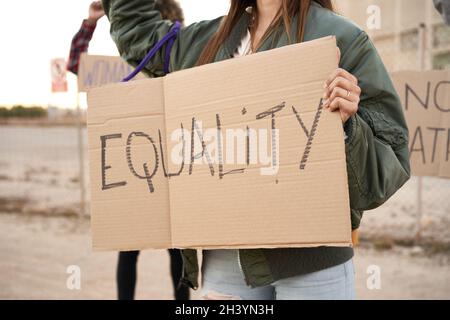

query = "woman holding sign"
[{"left": 102, "top": 0, "right": 410, "bottom": 299}]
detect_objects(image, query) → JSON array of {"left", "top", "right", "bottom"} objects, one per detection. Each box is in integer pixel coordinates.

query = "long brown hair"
[
  {"left": 196, "top": 0, "right": 334, "bottom": 65},
  {"left": 155, "top": 0, "right": 185, "bottom": 25}
]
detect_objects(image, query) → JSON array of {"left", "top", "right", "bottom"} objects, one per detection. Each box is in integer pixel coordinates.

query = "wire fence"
[{"left": 0, "top": 125, "right": 88, "bottom": 218}]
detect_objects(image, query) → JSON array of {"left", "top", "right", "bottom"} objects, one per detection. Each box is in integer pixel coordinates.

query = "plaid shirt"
[{"left": 67, "top": 20, "right": 96, "bottom": 75}]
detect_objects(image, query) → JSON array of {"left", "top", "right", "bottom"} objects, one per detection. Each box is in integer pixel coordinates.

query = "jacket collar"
[
  {"left": 221, "top": 11, "right": 252, "bottom": 59},
  {"left": 216, "top": 1, "right": 322, "bottom": 61},
  {"left": 217, "top": 11, "right": 301, "bottom": 60}
]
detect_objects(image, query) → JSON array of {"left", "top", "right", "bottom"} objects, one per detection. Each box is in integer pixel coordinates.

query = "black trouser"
[{"left": 116, "top": 249, "right": 189, "bottom": 300}]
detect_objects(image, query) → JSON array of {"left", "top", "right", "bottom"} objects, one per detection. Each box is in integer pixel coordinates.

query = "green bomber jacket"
[{"left": 102, "top": 0, "right": 410, "bottom": 289}]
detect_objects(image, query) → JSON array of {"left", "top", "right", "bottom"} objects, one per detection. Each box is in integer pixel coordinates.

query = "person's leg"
[
  {"left": 168, "top": 249, "right": 190, "bottom": 300},
  {"left": 201, "top": 250, "right": 274, "bottom": 300},
  {"left": 274, "top": 259, "right": 355, "bottom": 300},
  {"left": 116, "top": 251, "right": 140, "bottom": 300}
]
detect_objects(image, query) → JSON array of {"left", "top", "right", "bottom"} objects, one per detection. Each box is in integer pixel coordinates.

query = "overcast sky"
[{"left": 0, "top": 0, "right": 230, "bottom": 108}]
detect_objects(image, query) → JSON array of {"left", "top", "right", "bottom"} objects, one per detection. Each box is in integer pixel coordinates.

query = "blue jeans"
[{"left": 201, "top": 249, "right": 355, "bottom": 300}]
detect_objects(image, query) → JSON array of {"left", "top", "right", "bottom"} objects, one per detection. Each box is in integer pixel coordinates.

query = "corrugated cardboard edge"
[{"left": 93, "top": 242, "right": 352, "bottom": 252}]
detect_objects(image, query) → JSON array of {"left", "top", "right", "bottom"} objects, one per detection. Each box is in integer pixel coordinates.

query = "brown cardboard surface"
[
  {"left": 87, "top": 36, "right": 352, "bottom": 251},
  {"left": 392, "top": 70, "right": 450, "bottom": 178},
  {"left": 78, "top": 54, "right": 146, "bottom": 92},
  {"left": 87, "top": 79, "right": 171, "bottom": 250}
]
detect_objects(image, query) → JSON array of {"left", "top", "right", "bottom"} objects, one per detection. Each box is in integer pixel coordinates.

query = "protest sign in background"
[
  {"left": 77, "top": 54, "right": 146, "bottom": 92},
  {"left": 392, "top": 70, "right": 450, "bottom": 178}
]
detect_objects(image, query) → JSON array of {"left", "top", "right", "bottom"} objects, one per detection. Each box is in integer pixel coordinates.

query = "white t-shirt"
[{"left": 234, "top": 29, "right": 253, "bottom": 58}]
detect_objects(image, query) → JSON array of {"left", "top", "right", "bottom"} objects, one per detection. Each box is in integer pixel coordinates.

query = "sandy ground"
[{"left": 0, "top": 212, "right": 449, "bottom": 300}]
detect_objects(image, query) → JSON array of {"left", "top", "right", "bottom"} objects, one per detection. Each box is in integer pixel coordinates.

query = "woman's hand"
[{"left": 323, "top": 50, "right": 361, "bottom": 124}]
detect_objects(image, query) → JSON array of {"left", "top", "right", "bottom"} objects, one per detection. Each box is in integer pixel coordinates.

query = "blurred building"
[{"left": 335, "top": 0, "right": 450, "bottom": 71}]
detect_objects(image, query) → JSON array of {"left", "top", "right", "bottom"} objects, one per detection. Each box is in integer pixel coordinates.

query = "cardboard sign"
[
  {"left": 87, "top": 36, "right": 352, "bottom": 251},
  {"left": 51, "top": 58, "right": 68, "bottom": 92},
  {"left": 77, "top": 54, "right": 146, "bottom": 92},
  {"left": 392, "top": 71, "right": 450, "bottom": 178}
]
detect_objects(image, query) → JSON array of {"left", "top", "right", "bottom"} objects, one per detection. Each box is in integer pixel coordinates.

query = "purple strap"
[{"left": 122, "top": 21, "right": 181, "bottom": 82}]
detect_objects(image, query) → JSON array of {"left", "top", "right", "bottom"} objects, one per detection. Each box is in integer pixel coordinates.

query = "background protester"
[{"left": 67, "top": 0, "right": 188, "bottom": 301}]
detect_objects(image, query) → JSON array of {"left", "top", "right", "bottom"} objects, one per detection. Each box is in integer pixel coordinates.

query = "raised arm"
[
  {"left": 102, "top": 0, "right": 222, "bottom": 77},
  {"left": 67, "top": 1, "right": 105, "bottom": 75}
]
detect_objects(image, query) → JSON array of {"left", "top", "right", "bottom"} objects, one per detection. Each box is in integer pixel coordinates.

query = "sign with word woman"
[
  {"left": 392, "top": 70, "right": 450, "bottom": 178},
  {"left": 87, "top": 37, "right": 352, "bottom": 251},
  {"left": 78, "top": 54, "right": 146, "bottom": 92}
]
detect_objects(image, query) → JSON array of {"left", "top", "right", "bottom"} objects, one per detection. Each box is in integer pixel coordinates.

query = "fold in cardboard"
[
  {"left": 87, "top": 36, "right": 352, "bottom": 251},
  {"left": 392, "top": 70, "right": 450, "bottom": 178}
]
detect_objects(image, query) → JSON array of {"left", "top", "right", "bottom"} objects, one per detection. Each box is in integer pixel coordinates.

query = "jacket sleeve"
[
  {"left": 340, "top": 31, "right": 411, "bottom": 212},
  {"left": 67, "top": 20, "right": 97, "bottom": 75},
  {"left": 102, "top": 0, "right": 221, "bottom": 77}
]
